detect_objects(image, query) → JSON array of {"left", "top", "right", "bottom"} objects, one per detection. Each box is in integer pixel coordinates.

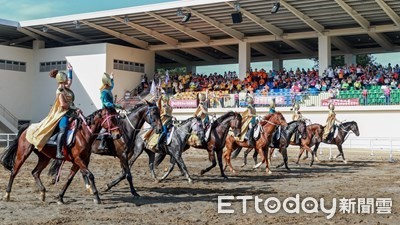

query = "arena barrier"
[{"left": 0, "top": 133, "right": 17, "bottom": 148}]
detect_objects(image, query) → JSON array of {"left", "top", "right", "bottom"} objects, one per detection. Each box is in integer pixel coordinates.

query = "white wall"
[
  {"left": 0, "top": 43, "right": 156, "bottom": 124},
  {"left": 0, "top": 45, "right": 34, "bottom": 121},
  {"left": 31, "top": 43, "right": 107, "bottom": 122},
  {"left": 106, "top": 44, "right": 155, "bottom": 100},
  {"left": 172, "top": 105, "right": 400, "bottom": 139}
]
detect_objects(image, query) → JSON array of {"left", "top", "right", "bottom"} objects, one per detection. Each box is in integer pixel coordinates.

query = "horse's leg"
[
  {"left": 4, "top": 144, "right": 33, "bottom": 201},
  {"left": 253, "top": 145, "right": 266, "bottom": 169},
  {"left": 144, "top": 149, "right": 158, "bottom": 182},
  {"left": 57, "top": 164, "right": 79, "bottom": 204},
  {"left": 216, "top": 148, "right": 228, "bottom": 179},
  {"left": 297, "top": 147, "right": 305, "bottom": 166},
  {"left": 200, "top": 149, "right": 216, "bottom": 176},
  {"left": 160, "top": 156, "right": 176, "bottom": 182},
  {"left": 275, "top": 147, "right": 285, "bottom": 168},
  {"left": 166, "top": 149, "right": 193, "bottom": 183},
  {"left": 121, "top": 151, "right": 139, "bottom": 197},
  {"left": 303, "top": 145, "right": 314, "bottom": 167},
  {"left": 105, "top": 145, "right": 144, "bottom": 191},
  {"left": 154, "top": 153, "right": 166, "bottom": 169},
  {"left": 31, "top": 153, "right": 51, "bottom": 202},
  {"left": 337, "top": 144, "right": 347, "bottom": 163},
  {"left": 74, "top": 158, "right": 101, "bottom": 204},
  {"left": 223, "top": 142, "right": 236, "bottom": 174},
  {"left": 252, "top": 149, "right": 258, "bottom": 166},
  {"left": 279, "top": 147, "right": 290, "bottom": 172},
  {"left": 268, "top": 148, "right": 275, "bottom": 166},
  {"left": 241, "top": 147, "right": 248, "bottom": 167}
]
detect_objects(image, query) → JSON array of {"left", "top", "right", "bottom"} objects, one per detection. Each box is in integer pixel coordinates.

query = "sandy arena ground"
[{"left": 0, "top": 147, "right": 399, "bottom": 225}]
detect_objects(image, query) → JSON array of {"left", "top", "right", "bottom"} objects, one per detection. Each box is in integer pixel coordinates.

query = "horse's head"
[
  {"left": 191, "top": 117, "right": 205, "bottom": 144},
  {"left": 229, "top": 112, "right": 242, "bottom": 138},
  {"left": 144, "top": 100, "right": 162, "bottom": 134},
  {"left": 348, "top": 121, "right": 360, "bottom": 136},
  {"left": 270, "top": 112, "right": 288, "bottom": 127},
  {"left": 99, "top": 108, "right": 122, "bottom": 139}
]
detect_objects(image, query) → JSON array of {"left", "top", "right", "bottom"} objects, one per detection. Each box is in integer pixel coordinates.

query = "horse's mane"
[
  {"left": 215, "top": 111, "right": 237, "bottom": 124},
  {"left": 127, "top": 103, "right": 147, "bottom": 112},
  {"left": 178, "top": 116, "right": 198, "bottom": 127},
  {"left": 84, "top": 109, "right": 102, "bottom": 123},
  {"left": 341, "top": 121, "right": 356, "bottom": 127}
]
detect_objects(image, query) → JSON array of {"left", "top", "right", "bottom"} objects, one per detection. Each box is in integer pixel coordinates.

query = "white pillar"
[
  {"left": 272, "top": 58, "right": 283, "bottom": 71},
  {"left": 344, "top": 54, "right": 356, "bottom": 66},
  {"left": 238, "top": 41, "right": 250, "bottom": 79},
  {"left": 32, "top": 40, "right": 45, "bottom": 50},
  {"left": 318, "top": 35, "right": 331, "bottom": 75}
]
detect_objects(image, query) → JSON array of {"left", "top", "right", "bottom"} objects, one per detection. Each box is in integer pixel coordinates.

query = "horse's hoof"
[
  {"left": 3, "top": 193, "right": 10, "bottom": 202},
  {"left": 57, "top": 199, "right": 65, "bottom": 205},
  {"left": 40, "top": 192, "right": 46, "bottom": 202},
  {"left": 266, "top": 170, "right": 272, "bottom": 175},
  {"left": 200, "top": 170, "right": 205, "bottom": 176},
  {"left": 154, "top": 179, "right": 161, "bottom": 184},
  {"left": 297, "top": 164, "right": 301, "bottom": 167},
  {"left": 188, "top": 178, "right": 193, "bottom": 184},
  {"left": 240, "top": 163, "right": 246, "bottom": 168},
  {"left": 343, "top": 160, "right": 347, "bottom": 164},
  {"left": 309, "top": 164, "right": 313, "bottom": 168},
  {"left": 302, "top": 157, "right": 308, "bottom": 160},
  {"left": 232, "top": 170, "right": 236, "bottom": 174},
  {"left": 93, "top": 198, "right": 101, "bottom": 204},
  {"left": 133, "top": 193, "right": 141, "bottom": 199},
  {"left": 223, "top": 176, "right": 228, "bottom": 180},
  {"left": 103, "top": 184, "right": 111, "bottom": 192},
  {"left": 286, "top": 168, "right": 291, "bottom": 172}
]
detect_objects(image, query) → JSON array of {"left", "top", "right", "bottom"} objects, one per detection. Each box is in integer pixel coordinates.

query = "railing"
[
  {"left": 0, "top": 104, "right": 18, "bottom": 130},
  {"left": 316, "top": 137, "right": 400, "bottom": 162},
  {"left": 0, "top": 133, "right": 17, "bottom": 148}
]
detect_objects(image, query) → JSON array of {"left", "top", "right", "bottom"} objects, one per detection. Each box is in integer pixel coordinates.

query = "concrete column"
[
  {"left": 32, "top": 40, "right": 45, "bottom": 50},
  {"left": 318, "top": 35, "right": 331, "bottom": 75},
  {"left": 187, "top": 65, "right": 196, "bottom": 74},
  {"left": 238, "top": 41, "right": 250, "bottom": 79},
  {"left": 344, "top": 54, "right": 356, "bottom": 66},
  {"left": 272, "top": 58, "right": 283, "bottom": 72}
]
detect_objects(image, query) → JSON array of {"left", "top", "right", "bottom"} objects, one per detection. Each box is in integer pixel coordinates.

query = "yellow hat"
[
  {"left": 102, "top": 72, "right": 112, "bottom": 86},
  {"left": 56, "top": 72, "right": 67, "bottom": 83}
]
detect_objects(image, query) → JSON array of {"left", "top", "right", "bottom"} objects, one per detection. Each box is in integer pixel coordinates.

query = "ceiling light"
[
  {"left": 177, "top": 8, "right": 183, "bottom": 17},
  {"left": 42, "top": 26, "right": 48, "bottom": 32},
  {"left": 124, "top": 15, "right": 130, "bottom": 23},
  {"left": 73, "top": 20, "right": 80, "bottom": 29},
  {"left": 182, "top": 13, "right": 191, "bottom": 23},
  {"left": 271, "top": 1, "right": 280, "bottom": 14}
]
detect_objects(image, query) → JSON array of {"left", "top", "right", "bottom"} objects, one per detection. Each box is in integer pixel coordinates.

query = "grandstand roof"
[{"left": 1, "top": 0, "right": 400, "bottom": 66}]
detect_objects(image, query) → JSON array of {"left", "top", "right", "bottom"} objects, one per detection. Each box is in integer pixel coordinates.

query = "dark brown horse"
[
  {"left": 305, "top": 121, "right": 360, "bottom": 163},
  {"left": 0, "top": 108, "right": 120, "bottom": 204},
  {"left": 223, "top": 112, "right": 288, "bottom": 175},
  {"left": 270, "top": 122, "right": 323, "bottom": 167}
]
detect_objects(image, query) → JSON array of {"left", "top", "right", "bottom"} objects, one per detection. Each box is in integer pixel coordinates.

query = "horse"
[
  {"left": 224, "top": 112, "right": 288, "bottom": 175},
  {"left": 305, "top": 121, "right": 360, "bottom": 163},
  {"left": 0, "top": 108, "right": 120, "bottom": 204},
  {"left": 126, "top": 116, "right": 205, "bottom": 184},
  {"left": 270, "top": 123, "right": 322, "bottom": 167},
  {"left": 154, "top": 111, "right": 242, "bottom": 180},
  {"left": 49, "top": 101, "right": 163, "bottom": 197}
]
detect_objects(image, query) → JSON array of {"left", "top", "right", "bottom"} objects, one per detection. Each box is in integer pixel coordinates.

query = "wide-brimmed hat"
[{"left": 102, "top": 72, "right": 112, "bottom": 86}]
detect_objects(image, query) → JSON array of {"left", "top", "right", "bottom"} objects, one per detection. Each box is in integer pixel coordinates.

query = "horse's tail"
[
  {"left": 231, "top": 147, "right": 243, "bottom": 159},
  {"left": 47, "top": 159, "right": 63, "bottom": 177},
  {"left": 0, "top": 123, "right": 29, "bottom": 171}
]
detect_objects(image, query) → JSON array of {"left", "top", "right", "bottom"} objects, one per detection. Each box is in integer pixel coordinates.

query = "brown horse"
[
  {"left": 270, "top": 123, "right": 323, "bottom": 168},
  {"left": 223, "top": 112, "right": 288, "bottom": 175},
  {"left": 0, "top": 108, "right": 120, "bottom": 204}
]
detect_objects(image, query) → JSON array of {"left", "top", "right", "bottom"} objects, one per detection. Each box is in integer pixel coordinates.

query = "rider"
[
  {"left": 194, "top": 93, "right": 210, "bottom": 127},
  {"left": 242, "top": 96, "right": 257, "bottom": 147},
  {"left": 26, "top": 64, "right": 77, "bottom": 159},
  {"left": 322, "top": 103, "right": 341, "bottom": 141},
  {"left": 157, "top": 94, "right": 173, "bottom": 150},
  {"left": 98, "top": 72, "right": 122, "bottom": 150},
  {"left": 269, "top": 98, "right": 276, "bottom": 114},
  {"left": 291, "top": 102, "right": 302, "bottom": 121}
]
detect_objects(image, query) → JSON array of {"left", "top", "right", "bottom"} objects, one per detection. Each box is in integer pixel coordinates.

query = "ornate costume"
[
  {"left": 26, "top": 71, "right": 76, "bottom": 159},
  {"left": 269, "top": 98, "right": 276, "bottom": 114},
  {"left": 240, "top": 97, "right": 257, "bottom": 146},
  {"left": 292, "top": 103, "right": 302, "bottom": 121},
  {"left": 322, "top": 103, "right": 340, "bottom": 141},
  {"left": 158, "top": 95, "right": 173, "bottom": 149},
  {"left": 194, "top": 93, "right": 209, "bottom": 127}
]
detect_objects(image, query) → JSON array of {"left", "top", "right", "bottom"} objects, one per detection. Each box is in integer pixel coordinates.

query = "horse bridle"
[
  {"left": 146, "top": 105, "right": 159, "bottom": 130},
  {"left": 101, "top": 110, "right": 120, "bottom": 134}
]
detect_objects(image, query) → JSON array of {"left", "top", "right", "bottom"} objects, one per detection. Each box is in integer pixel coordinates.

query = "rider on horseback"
[
  {"left": 290, "top": 102, "right": 303, "bottom": 143},
  {"left": 157, "top": 94, "right": 173, "bottom": 150},
  {"left": 269, "top": 98, "right": 276, "bottom": 114},
  {"left": 242, "top": 96, "right": 257, "bottom": 147},
  {"left": 98, "top": 72, "right": 122, "bottom": 150},
  {"left": 194, "top": 93, "right": 210, "bottom": 140},
  {"left": 26, "top": 64, "right": 78, "bottom": 159},
  {"left": 322, "top": 103, "right": 341, "bottom": 142}
]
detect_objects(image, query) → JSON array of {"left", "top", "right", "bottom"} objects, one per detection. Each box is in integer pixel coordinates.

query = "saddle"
[
  {"left": 253, "top": 124, "right": 262, "bottom": 141},
  {"left": 326, "top": 125, "right": 338, "bottom": 142},
  {"left": 46, "top": 119, "right": 80, "bottom": 158}
]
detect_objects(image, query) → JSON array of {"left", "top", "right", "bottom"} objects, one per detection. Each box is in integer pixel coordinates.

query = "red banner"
[
  {"left": 170, "top": 99, "right": 198, "bottom": 108},
  {"left": 254, "top": 96, "right": 285, "bottom": 105},
  {"left": 321, "top": 98, "right": 360, "bottom": 106}
]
